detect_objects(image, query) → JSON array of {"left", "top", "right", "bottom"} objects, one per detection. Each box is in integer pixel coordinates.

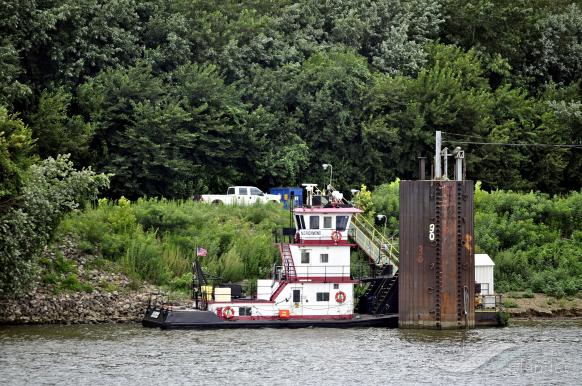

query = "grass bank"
[
  {"left": 54, "top": 183, "right": 582, "bottom": 301},
  {"left": 57, "top": 198, "right": 289, "bottom": 292}
]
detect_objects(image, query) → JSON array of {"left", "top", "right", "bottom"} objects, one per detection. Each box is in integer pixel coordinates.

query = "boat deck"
[{"left": 143, "top": 308, "right": 398, "bottom": 329}]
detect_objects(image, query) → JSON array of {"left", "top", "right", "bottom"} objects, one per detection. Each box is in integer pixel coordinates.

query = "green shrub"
[
  {"left": 523, "top": 289, "right": 534, "bottom": 298},
  {"left": 503, "top": 299, "right": 519, "bottom": 308},
  {"left": 53, "top": 252, "right": 77, "bottom": 275},
  {"left": 168, "top": 272, "right": 193, "bottom": 292},
  {"left": 61, "top": 273, "right": 81, "bottom": 291},
  {"left": 0, "top": 155, "right": 109, "bottom": 295},
  {"left": 41, "top": 272, "right": 59, "bottom": 285}
]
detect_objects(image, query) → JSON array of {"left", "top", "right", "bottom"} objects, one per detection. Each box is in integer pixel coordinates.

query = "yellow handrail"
[{"left": 328, "top": 184, "right": 399, "bottom": 265}]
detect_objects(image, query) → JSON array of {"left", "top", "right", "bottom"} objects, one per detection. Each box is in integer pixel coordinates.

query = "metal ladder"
[
  {"left": 278, "top": 243, "right": 296, "bottom": 281},
  {"left": 350, "top": 214, "right": 399, "bottom": 268},
  {"left": 327, "top": 184, "right": 399, "bottom": 268}
]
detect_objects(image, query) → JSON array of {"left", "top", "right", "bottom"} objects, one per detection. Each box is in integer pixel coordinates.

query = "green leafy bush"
[{"left": 0, "top": 154, "right": 109, "bottom": 295}]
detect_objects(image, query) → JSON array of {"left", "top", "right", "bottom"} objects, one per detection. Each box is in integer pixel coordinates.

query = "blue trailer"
[{"left": 269, "top": 187, "right": 303, "bottom": 209}]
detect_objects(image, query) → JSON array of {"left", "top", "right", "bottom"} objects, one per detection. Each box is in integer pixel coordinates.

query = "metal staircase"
[
  {"left": 350, "top": 214, "right": 399, "bottom": 268},
  {"left": 278, "top": 243, "right": 296, "bottom": 282},
  {"left": 373, "top": 273, "right": 399, "bottom": 314},
  {"left": 326, "top": 184, "right": 399, "bottom": 268},
  {"left": 355, "top": 270, "right": 399, "bottom": 315}
]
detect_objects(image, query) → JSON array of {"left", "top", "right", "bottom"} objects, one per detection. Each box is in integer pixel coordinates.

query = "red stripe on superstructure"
[
  {"left": 232, "top": 314, "right": 354, "bottom": 321},
  {"left": 296, "top": 240, "right": 356, "bottom": 246},
  {"left": 294, "top": 276, "right": 359, "bottom": 283},
  {"left": 207, "top": 299, "right": 275, "bottom": 304},
  {"left": 269, "top": 281, "right": 288, "bottom": 301}
]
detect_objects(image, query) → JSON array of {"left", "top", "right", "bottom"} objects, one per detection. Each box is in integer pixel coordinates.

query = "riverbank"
[
  {"left": 0, "top": 237, "right": 168, "bottom": 325},
  {"left": 505, "top": 293, "right": 582, "bottom": 319},
  {"left": 2, "top": 237, "right": 582, "bottom": 325}
]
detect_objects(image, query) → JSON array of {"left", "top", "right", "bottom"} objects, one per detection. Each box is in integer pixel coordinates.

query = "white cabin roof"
[{"left": 475, "top": 253, "right": 495, "bottom": 267}]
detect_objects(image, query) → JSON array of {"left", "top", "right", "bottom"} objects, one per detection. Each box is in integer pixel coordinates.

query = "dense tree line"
[
  {"left": 1, "top": 0, "right": 580, "bottom": 201},
  {"left": 1, "top": 1, "right": 581, "bottom": 293}
]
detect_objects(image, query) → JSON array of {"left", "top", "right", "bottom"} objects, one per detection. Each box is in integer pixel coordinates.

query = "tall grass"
[{"left": 59, "top": 198, "right": 288, "bottom": 286}]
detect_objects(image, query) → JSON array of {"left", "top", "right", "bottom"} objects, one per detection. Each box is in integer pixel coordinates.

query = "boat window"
[
  {"left": 336, "top": 216, "right": 349, "bottom": 231},
  {"left": 323, "top": 216, "right": 332, "bottom": 229},
  {"left": 316, "top": 292, "right": 330, "bottom": 301},
  {"left": 250, "top": 187, "right": 264, "bottom": 196},
  {"left": 295, "top": 215, "right": 304, "bottom": 230},
  {"left": 310, "top": 216, "right": 319, "bottom": 229},
  {"left": 299, "top": 215, "right": 306, "bottom": 229},
  {"left": 301, "top": 250, "right": 310, "bottom": 264},
  {"left": 239, "top": 307, "right": 252, "bottom": 316},
  {"left": 239, "top": 187, "right": 248, "bottom": 195},
  {"left": 227, "top": 187, "right": 235, "bottom": 195},
  {"left": 293, "top": 289, "right": 301, "bottom": 303},
  {"left": 333, "top": 284, "right": 339, "bottom": 289},
  {"left": 320, "top": 253, "right": 329, "bottom": 263}
]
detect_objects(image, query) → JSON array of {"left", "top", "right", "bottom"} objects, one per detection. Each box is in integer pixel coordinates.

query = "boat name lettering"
[{"left": 300, "top": 230, "right": 321, "bottom": 236}]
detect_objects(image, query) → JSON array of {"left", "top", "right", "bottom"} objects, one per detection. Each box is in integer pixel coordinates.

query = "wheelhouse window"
[
  {"left": 323, "top": 216, "right": 332, "bottom": 229},
  {"left": 336, "top": 216, "right": 349, "bottom": 231},
  {"left": 250, "top": 187, "right": 264, "bottom": 196},
  {"left": 333, "top": 284, "right": 339, "bottom": 289},
  {"left": 316, "top": 292, "right": 330, "bottom": 301},
  {"left": 239, "top": 307, "right": 252, "bottom": 316},
  {"left": 310, "top": 216, "right": 319, "bottom": 229},
  {"left": 320, "top": 253, "right": 329, "bottom": 263},
  {"left": 301, "top": 250, "right": 310, "bottom": 264},
  {"left": 227, "top": 187, "right": 235, "bottom": 195},
  {"left": 239, "top": 187, "right": 248, "bottom": 195},
  {"left": 295, "top": 215, "right": 305, "bottom": 229}
]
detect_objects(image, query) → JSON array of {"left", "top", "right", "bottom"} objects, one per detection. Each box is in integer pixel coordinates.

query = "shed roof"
[{"left": 475, "top": 253, "right": 495, "bottom": 266}]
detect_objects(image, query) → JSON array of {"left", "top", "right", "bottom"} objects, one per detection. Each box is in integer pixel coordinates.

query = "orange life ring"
[
  {"left": 223, "top": 306, "right": 235, "bottom": 319},
  {"left": 331, "top": 230, "right": 342, "bottom": 242},
  {"left": 335, "top": 291, "right": 346, "bottom": 303}
]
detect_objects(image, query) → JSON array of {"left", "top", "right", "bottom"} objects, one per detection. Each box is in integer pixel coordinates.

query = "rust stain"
[
  {"left": 416, "top": 244, "right": 424, "bottom": 264},
  {"left": 464, "top": 233, "right": 473, "bottom": 255}
]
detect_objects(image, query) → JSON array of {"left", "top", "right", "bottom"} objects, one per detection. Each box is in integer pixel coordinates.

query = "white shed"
[{"left": 475, "top": 253, "right": 495, "bottom": 295}]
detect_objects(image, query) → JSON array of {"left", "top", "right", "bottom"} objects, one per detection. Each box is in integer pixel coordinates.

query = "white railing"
[
  {"left": 276, "top": 265, "right": 352, "bottom": 281},
  {"left": 350, "top": 214, "right": 399, "bottom": 267}
]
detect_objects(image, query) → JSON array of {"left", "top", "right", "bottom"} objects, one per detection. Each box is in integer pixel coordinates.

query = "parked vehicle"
[{"left": 199, "top": 186, "right": 281, "bottom": 205}]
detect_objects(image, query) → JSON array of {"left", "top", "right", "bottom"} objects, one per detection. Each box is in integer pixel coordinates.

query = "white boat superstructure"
[{"left": 205, "top": 205, "right": 361, "bottom": 321}]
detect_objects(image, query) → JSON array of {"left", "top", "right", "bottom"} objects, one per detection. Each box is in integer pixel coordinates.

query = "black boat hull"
[{"left": 142, "top": 308, "right": 398, "bottom": 329}]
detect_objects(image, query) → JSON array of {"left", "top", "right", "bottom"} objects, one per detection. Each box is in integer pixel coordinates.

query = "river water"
[{"left": 1, "top": 321, "right": 581, "bottom": 385}]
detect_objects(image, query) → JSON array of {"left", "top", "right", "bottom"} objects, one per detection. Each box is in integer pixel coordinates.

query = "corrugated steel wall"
[
  {"left": 475, "top": 266, "right": 494, "bottom": 294},
  {"left": 399, "top": 180, "right": 475, "bottom": 329}
]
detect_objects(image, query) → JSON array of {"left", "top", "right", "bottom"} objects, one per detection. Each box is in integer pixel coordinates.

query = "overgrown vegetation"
[
  {"left": 58, "top": 199, "right": 289, "bottom": 288},
  {"left": 0, "top": 154, "right": 108, "bottom": 295},
  {"left": 373, "top": 180, "right": 582, "bottom": 298},
  {"left": 1, "top": 1, "right": 581, "bottom": 296}
]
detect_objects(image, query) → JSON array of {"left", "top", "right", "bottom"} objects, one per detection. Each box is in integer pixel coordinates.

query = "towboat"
[{"left": 143, "top": 185, "right": 399, "bottom": 329}]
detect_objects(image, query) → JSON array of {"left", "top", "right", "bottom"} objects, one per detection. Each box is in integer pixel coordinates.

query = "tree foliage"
[
  {"left": 1, "top": 0, "right": 581, "bottom": 294},
  {"left": 0, "top": 155, "right": 109, "bottom": 294}
]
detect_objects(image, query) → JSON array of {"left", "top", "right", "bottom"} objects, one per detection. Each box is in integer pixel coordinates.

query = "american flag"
[{"left": 196, "top": 247, "right": 207, "bottom": 257}]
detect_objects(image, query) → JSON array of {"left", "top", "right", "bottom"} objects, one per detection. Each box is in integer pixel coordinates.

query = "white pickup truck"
[{"left": 199, "top": 186, "right": 281, "bottom": 205}]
